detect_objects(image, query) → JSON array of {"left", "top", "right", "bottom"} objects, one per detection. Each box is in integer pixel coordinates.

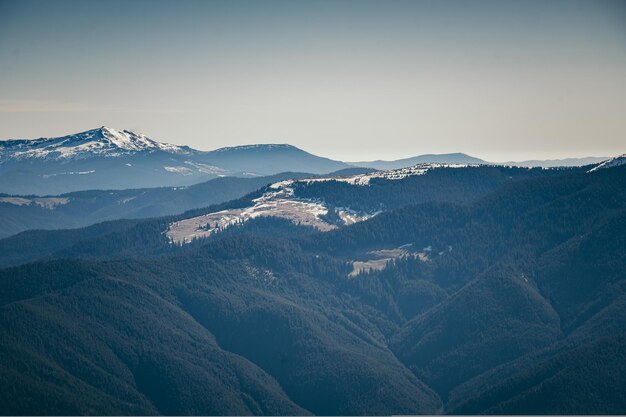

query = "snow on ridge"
[
  {"left": 270, "top": 162, "right": 474, "bottom": 188},
  {"left": 166, "top": 179, "right": 375, "bottom": 245},
  {"left": 588, "top": 154, "right": 626, "bottom": 173},
  {"left": 167, "top": 197, "right": 335, "bottom": 245},
  {"left": 165, "top": 162, "right": 474, "bottom": 245},
  {"left": 1, "top": 127, "right": 190, "bottom": 161}
]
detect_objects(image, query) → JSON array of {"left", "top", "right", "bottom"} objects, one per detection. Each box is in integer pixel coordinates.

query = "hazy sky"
[{"left": 1, "top": 0, "right": 625, "bottom": 161}]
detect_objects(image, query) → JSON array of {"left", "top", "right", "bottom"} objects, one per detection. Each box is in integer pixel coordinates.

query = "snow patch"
[
  {"left": 164, "top": 166, "right": 194, "bottom": 175},
  {"left": 183, "top": 160, "right": 227, "bottom": 174},
  {"left": 42, "top": 170, "right": 95, "bottom": 178}
]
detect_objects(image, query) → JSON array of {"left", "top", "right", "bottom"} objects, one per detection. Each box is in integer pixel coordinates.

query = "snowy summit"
[{"left": 0, "top": 127, "right": 191, "bottom": 161}]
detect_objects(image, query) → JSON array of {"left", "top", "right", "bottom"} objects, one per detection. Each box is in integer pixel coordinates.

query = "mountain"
[
  {"left": 0, "top": 126, "right": 193, "bottom": 160},
  {"left": 0, "top": 127, "right": 350, "bottom": 195},
  {"left": 1, "top": 156, "right": 626, "bottom": 415},
  {"left": 351, "top": 152, "right": 487, "bottom": 170},
  {"left": 200, "top": 143, "right": 350, "bottom": 177},
  {"left": 0, "top": 127, "right": 220, "bottom": 195},
  {"left": 0, "top": 172, "right": 317, "bottom": 239}
]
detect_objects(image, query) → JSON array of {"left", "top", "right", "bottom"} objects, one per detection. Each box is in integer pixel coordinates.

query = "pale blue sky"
[{"left": 1, "top": 0, "right": 625, "bottom": 161}]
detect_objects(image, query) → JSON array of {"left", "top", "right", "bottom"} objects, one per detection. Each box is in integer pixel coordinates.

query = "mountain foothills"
[{"left": 1, "top": 150, "right": 626, "bottom": 415}]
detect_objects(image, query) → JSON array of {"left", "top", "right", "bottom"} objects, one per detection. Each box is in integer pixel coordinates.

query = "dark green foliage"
[
  {"left": 0, "top": 260, "right": 308, "bottom": 415},
  {"left": 391, "top": 265, "right": 562, "bottom": 397},
  {"left": 0, "top": 220, "right": 142, "bottom": 268},
  {"left": 1, "top": 164, "right": 626, "bottom": 415},
  {"left": 448, "top": 335, "right": 626, "bottom": 415},
  {"left": 292, "top": 165, "right": 568, "bottom": 212}
]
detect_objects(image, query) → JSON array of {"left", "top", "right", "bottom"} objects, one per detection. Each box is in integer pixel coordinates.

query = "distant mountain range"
[
  {"left": 496, "top": 156, "right": 609, "bottom": 167},
  {"left": 0, "top": 127, "right": 349, "bottom": 195},
  {"left": 351, "top": 154, "right": 612, "bottom": 170},
  {"left": 0, "top": 126, "right": 616, "bottom": 195}
]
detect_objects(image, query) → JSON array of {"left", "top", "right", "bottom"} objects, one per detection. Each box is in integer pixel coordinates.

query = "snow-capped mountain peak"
[
  {"left": 0, "top": 127, "right": 191, "bottom": 161},
  {"left": 97, "top": 126, "right": 192, "bottom": 154},
  {"left": 99, "top": 126, "right": 155, "bottom": 151}
]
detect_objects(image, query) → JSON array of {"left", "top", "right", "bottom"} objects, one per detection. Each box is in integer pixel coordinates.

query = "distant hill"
[
  {"left": 352, "top": 153, "right": 615, "bottom": 170},
  {"left": 351, "top": 152, "right": 487, "bottom": 170},
  {"left": 200, "top": 143, "right": 350, "bottom": 176},
  {"left": 497, "top": 156, "right": 609, "bottom": 167}
]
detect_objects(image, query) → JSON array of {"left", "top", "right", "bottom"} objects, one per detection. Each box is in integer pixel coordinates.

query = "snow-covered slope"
[
  {"left": 166, "top": 163, "right": 469, "bottom": 244},
  {"left": 588, "top": 154, "right": 626, "bottom": 172},
  {"left": 167, "top": 177, "right": 377, "bottom": 244},
  {"left": 0, "top": 127, "right": 191, "bottom": 161},
  {"left": 0, "top": 127, "right": 225, "bottom": 194}
]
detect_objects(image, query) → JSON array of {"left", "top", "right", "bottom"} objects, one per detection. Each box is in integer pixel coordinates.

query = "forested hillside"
[
  {"left": 1, "top": 163, "right": 625, "bottom": 415},
  {"left": 0, "top": 172, "right": 326, "bottom": 239}
]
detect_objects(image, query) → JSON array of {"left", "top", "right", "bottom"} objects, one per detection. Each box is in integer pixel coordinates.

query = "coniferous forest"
[{"left": 1, "top": 163, "right": 626, "bottom": 415}]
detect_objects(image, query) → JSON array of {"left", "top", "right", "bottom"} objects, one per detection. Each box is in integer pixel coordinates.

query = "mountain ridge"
[
  {"left": 0, "top": 128, "right": 350, "bottom": 195},
  {"left": 2, "top": 127, "right": 615, "bottom": 192}
]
